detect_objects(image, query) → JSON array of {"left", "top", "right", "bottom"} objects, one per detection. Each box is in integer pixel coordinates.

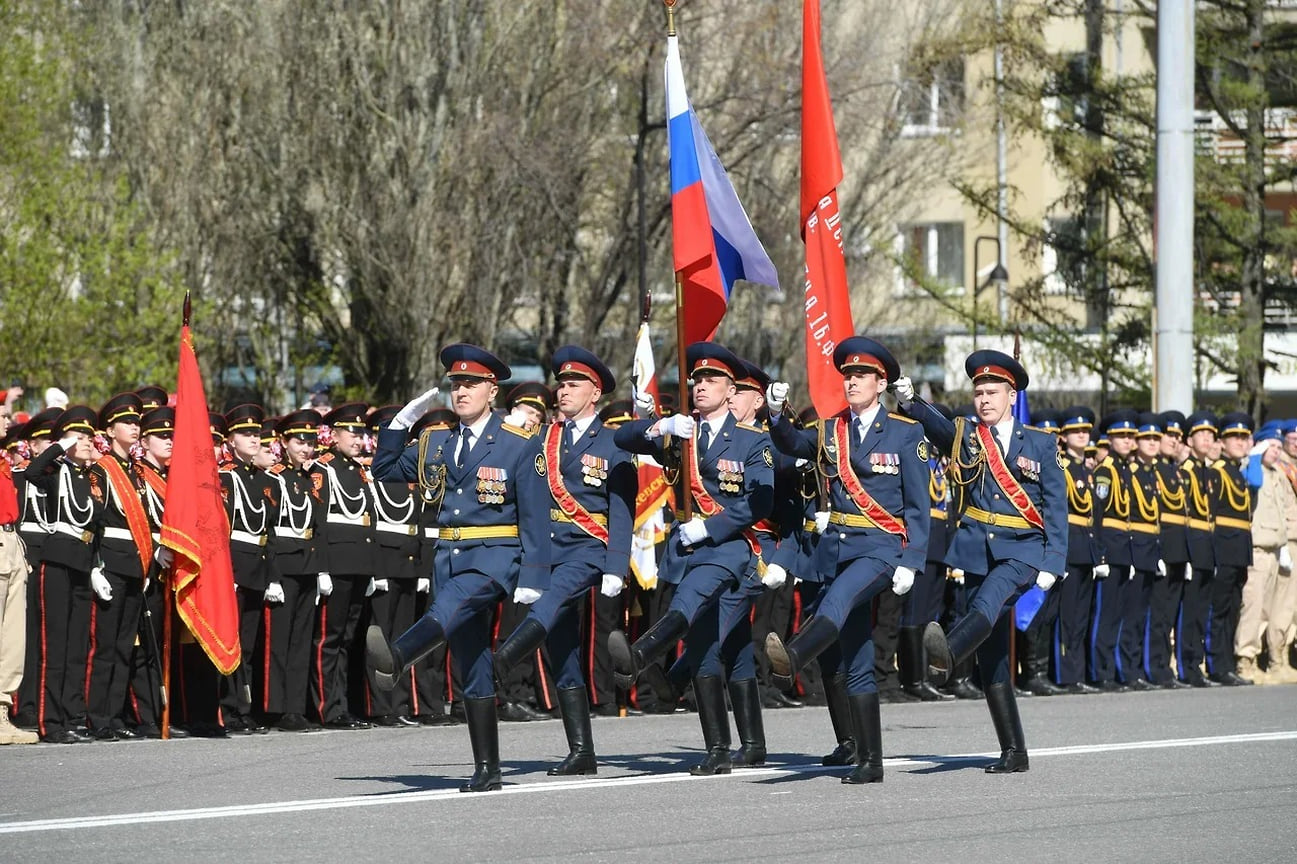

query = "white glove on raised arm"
[
  {"left": 392, "top": 387, "right": 441, "bottom": 430},
  {"left": 654, "top": 414, "right": 695, "bottom": 440},
  {"left": 600, "top": 574, "right": 624, "bottom": 598},
  {"left": 765, "top": 382, "right": 789, "bottom": 414},
  {"left": 762, "top": 563, "right": 787, "bottom": 589},
  {"left": 891, "top": 565, "right": 915, "bottom": 595},
  {"left": 58, "top": 434, "right": 80, "bottom": 452},
  {"left": 892, "top": 376, "right": 916, "bottom": 409},
  {"left": 632, "top": 385, "right": 657, "bottom": 419}
]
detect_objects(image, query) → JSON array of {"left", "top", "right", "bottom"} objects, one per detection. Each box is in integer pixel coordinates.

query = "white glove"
[
  {"left": 1156, "top": 559, "right": 1167, "bottom": 577},
  {"left": 417, "top": 577, "right": 431, "bottom": 593},
  {"left": 316, "top": 572, "right": 333, "bottom": 605},
  {"left": 762, "top": 563, "right": 787, "bottom": 589},
  {"left": 794, "top": 458, "right": 809, "bottom": 469},
  {"left": 365, "top": 578, "right": 389, "bottom": 597},
  {"left": 656, "top": 413, "right": 694, "bottom": 440},
  {"left": 678, "top": 517, "right": 709, "bottom": 547},
  {"left": 513, "top": 587, "right": 542, "bottom": 605},
  {"left": 892, "top": 376, "right": 916, "bottom": 408},
  {"left": 813, "top": 511, "right": 830, "bottom": 534},
  {"left": 892, "top": 565, "right": 916, "bottom": 595},
  {"left": 58, "top": 434, "right": 80, "bottom": 452},
  {"left": 155, "top": 547, "right": 174, "bottom": 568},
  {"left": 392, "top": 387, "right": 441, "bottom": 430},
  {"left": 632, "top": 385, "right": 657, "bottom": 418},
  {"left": 90, "top": 566, "right": 113, "bottom": 602},
  {"left": 765, "top": 382, "right": 789, "bottom": 414},
  {"left": 600, "top": 574, "right": 624, "bottom": 598},
  {"left": 1184, "top": 569, "right": 1193, "bottom": 582},
  {"left": 265, "top": 582, "right": 285, "bottom": 604},
  {"left": 1093, "top": 563, "right": 1110, "bottom": 579},
  {"left": 950, "top": 568, "right": 965, "bottom": 584},
  {"left": 1036, "top": 571, "right": 1057, "bottom": 590},
  {"left": 142, "top": 575, "right": 150, "bottom": 594},
  {"left": 503, "top": 410, "right": 530, "bottom": 428},
  {"left": 1280, "top": 545, "right": 1293, "bottom": 573}
]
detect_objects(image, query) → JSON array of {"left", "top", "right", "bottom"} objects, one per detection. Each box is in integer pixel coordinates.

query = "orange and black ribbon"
[{"left": 975, "top": 422, "right": 1044, "bottom": 531}]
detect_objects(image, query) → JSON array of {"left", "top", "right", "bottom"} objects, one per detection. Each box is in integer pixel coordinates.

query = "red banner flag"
[
  {"left": 801, "top": 0, "right": 854, "bottom": 418},
  {"left": 160, "top": 324, "right": 240, "bottom": 674}
]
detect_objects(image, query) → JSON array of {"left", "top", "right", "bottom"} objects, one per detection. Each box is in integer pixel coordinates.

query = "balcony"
[{"left": 1194, "top": 107, "right": 1297, "bottom": 164}]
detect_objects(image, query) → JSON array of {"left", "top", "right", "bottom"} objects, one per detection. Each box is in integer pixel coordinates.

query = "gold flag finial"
[{"left": 664, "top": 0, "right": 677, "bottom": 36}]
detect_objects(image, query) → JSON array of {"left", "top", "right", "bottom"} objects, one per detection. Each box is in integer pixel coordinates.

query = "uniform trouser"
[
  {"left": 1147, "top": 564, "right": 1186, "bottom": 683},
  {"left": 751, "top": 575, "right": 795, "bottom": 689},
  {"left": 311, "top": 573, "right": 366, "bottom": 723},
  {"left": 424, "top": 571, "right": 506, "bottom": 699},
  {"left": 364, "top": 580, "right": 419, "bottom": 717},
  {"left": 86, "top": 571, "right": 144, "bottom": 731},
  {"left": 497, "top": 595, "right": 555, "bottom": 710},
  {"left": 964, "top": 558, "right": 1036, "bottom": 686},
  {"left": 35, "top": 562, "right": 92, "bottom": 736},
  {"left": 262, "top": 573, "right": 317, "bottom": 716},
  {"left": 804, "top": 556, "right": 893, "bottom": 694},
  {"left": 1237, "top": 548, "right": 1280, "bottom": 660},
  {"left": 1054, "top": 565, "right": 1093, "bottom": 684},
  {"left": 524, "top": 559, "right": 601, "bottom": 691},
  {"left": 588, "top": 588, "right": 623, "bottom": 708},
  {"left": 665, "top": 563, "right": 739, "bottom": 629},
  {"left": 124, "top": 583, "right": 165, "bottom": 727},
  {"left": 673, "top": 575, "right": 762, "bottom": 683},
  {"left": 1206, "top": 565, "right": 1246, "bottom": 676},
  {"left": 0, "top": 529, "right": 30, "bottom": 710},
  {"left": 1116, "top": 568, "right": 1154, "bottom": 682},
  {"left": 901, "top": 559, "right": 947, "bottom": 626},
  {"left": 412, "top": 587, "right": 454, "bottom": 715},
  {"left": 221, "top": 586, "right": 266, "bottom": 718},
  {"left": 1177, "top": 566, "right": 1213, "bottom": 679},
  {"left": 1266, "top": 544, "right": 1297, "bottom": 664},
  {"left": 1089, "top": 567, "right": 1125, "bottom": 683}
]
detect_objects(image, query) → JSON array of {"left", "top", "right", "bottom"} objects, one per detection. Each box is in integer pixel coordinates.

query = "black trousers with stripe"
[{"left": 35, "top": 562, "right": 92, "bottom": 736}]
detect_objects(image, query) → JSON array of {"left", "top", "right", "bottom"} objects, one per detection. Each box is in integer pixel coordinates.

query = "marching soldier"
[
  {"left": 1054, "top": 407, "right": 1103, "bottom": 694},
  {"left": 219, "top": 404, "right": 276, "bottom": 733},
  {"left": 492, "top": 346, "right": 635, "bottom": 775},
  {"left": 1207, "top": 412, "right": 1254, "bottom": 685},
  {"left": 24, "top": 406, "right": 102, "bottom": 743},
  {"left": 764, "top": 337, "right": 929, "bottom": 784},
  {"left": 310, "top": 403, "right": 378, "bottom": 728},
  {"left": 1178, "top": 412, "right": 1219, "bottom": 687},
  {"left": 895, "top": 350, "right": 1067, "bottom": 774},
  {"left": 1151, "top": 411, "right": 1192, "bottom": 688},
  {"left": 607, "top": 342, "right": 774, "bottom": 776},
  {"left": 1090, "top": 410, "right": 1138, "bottom": 691},
  {"left": 367, "top": 344, "right": 549, "bottom": 792},
  {"left": 262, "top": 410, "right": 328, "bottom": 731}
]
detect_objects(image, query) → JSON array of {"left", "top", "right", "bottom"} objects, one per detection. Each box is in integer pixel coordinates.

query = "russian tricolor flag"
[{"left": 666, "top": 34, "right": 778, "bottom": 345}]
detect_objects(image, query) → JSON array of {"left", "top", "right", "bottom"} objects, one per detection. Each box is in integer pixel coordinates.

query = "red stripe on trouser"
[
  {"left": 535, "top": 648, "right": 553, "bottom": 710},
  {"left": 84, "top": 601, "right": 98, "bottom": 710},
  {"left": 587, "top": 588, "right": 598, "bottom": 701},
  {"left": 314, "top": 605, "right": 328, "bottom": 721},
  {"left": 408, "top": 666, "right": 419, "bottom": 715},
  {"left": 262, "top": 607, "right": 272, "bottom": 712},
  {"left": 37, "top": 565, "right": 47, "bottom": 737}
]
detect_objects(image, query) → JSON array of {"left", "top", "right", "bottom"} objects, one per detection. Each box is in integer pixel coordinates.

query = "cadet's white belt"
[
  {"left": 101, "top": 526, "right": 134, "bottom": 541},
  {"left": 375, "top": 521, "right": 418, "bottom": 536},
  {"left": 326, "top": 513, "right": 370, "bottom": 526},
  {"left": 274, "top": 526, "right": 313, "bottom": 540},
  {"left": 52, "top": 522, "right": 94, "bottom": 543},
  {"left": 423, "top": 527, "right": 437, "bottom": 539},
  {"left": 230, "top": 530, "right": 267, "bottom": 547},
  {"left": 19, "top": 521, "right": 45, "bottom": 535}
]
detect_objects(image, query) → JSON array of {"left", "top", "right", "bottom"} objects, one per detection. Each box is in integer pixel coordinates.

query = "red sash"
[
  {"left": 686, "top": 432, "right": 762, "bottom": 559},
  {"left": 99, "top": 455, "right": 154, "bottom": 574},
  {"left": 976, "top": 423, "right": 1045, "bottom": 531},
  {"left": 138, "top": 462, "right": 168, "bottom": 502},
  {"left": 832, "top": 418, "right": 907, "bottom": 540},
  {"left": 544, "top": 424, "right": 610, "bottom": 545}
]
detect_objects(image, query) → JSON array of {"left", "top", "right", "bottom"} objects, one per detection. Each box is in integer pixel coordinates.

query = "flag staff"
[
  {"left": 664, "top": 0, "right": 692, "bottom": 521},
  {"left": 161, "top": 289, "right": 191, "bottom": 740}
]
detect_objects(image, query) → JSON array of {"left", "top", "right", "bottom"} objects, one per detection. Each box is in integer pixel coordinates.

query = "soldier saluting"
[
  {"left": 894, "top": 350, "right": 1066, "bottom": 774},
  {"left": 367, "top": 344, "right": 549, "bottom": 793}
]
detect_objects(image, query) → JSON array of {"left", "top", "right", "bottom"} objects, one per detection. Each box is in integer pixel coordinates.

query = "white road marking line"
[{"left": 1, "top": 730, "right": 1293, "bottom": 835}]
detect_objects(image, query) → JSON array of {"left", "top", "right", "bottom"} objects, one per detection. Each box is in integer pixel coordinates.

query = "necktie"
[
  {"left": 854, "top": 417, "right": 866, "bottom": 445},
  {"left": 568, "top": 422, "right": 579, "bottom": 449},
  {"left": 697, "top": 422, "right": 711, "bottom": 461},
  {"left": 990, "top": 425, "right": 1004, "bottom": 455},
  {"left": 455, "top": 426, "right": 472, "bottom": 468}
]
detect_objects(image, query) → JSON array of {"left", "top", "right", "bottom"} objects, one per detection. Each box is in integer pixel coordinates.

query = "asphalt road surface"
[{"left": 3, "top": 686, "right": 1296, "bottom": 863}]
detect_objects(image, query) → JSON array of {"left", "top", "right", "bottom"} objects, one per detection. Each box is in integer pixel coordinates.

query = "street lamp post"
[{"left": 971, "top": 235, "right": 1009, "bottom": 351}]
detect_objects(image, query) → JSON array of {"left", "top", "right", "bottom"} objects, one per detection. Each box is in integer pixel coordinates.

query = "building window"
[
  {"left": 895, "top": 222, "right": 964, "bottom": 296},
  {"left": 1042, "top": 215, "right": 1085, "bottom": 296},
  {"left": 71, "top": 97, "right": 111, "bottom": 159},
  {"left": 1043, "top": 53, "right": 1088, "bottom": 130},
  {"left": 899, "top": 57, "right": 965, "bottom": 137}
]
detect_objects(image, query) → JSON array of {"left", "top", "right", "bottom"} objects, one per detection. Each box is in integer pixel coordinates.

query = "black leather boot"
[
  {"left": 821, "top": 673, "right": 857, "bottom": 766},
  {"left": 367, "top": 614, "right": 445, "bottom": 692},
  {"left": 727, "top": 678, "right": 766, "bottom": 768},
  {"left": 549, "top": 686, "right": 597, "bottom": 776},
  {"left": 984, "top": 682, "right": 1029, "bottom": 773},
  {"left": 924, "top": 612, "right": 993, "bottom": 687},
  {"left": 689, "top": 676, "right": 732, "bottom": 776},
  {"left": 899, "top": 626, "right": 955, "bottom": 701},
  {"left": 842, "top": 691, "right": 884, "bottom": 784},
  {"left": 639, "top": 661, "right": 682, "bottom": 709},
  {"left": 766, "top": 616, "right": 839, "bottom": 689},
  {"left": 460, "top": 697, "right": 503, "bottom": 792},
  {"left": 609, "top": 610, "right": 688, "bottom": 688},
  {"left": 493, "top": 618, "right": 547, "bottom": 688},
  {"left": 1021, "top": 628, "right": 1067, "bottom": 696}
]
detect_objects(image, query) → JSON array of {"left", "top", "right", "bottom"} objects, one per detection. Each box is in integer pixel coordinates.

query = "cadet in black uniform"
[
  {"left": 1054, "top": 407, "right": 1102, "bottom": 694},
  {"left": 1207, "top": 412, "right": 1254, "bottom": 686},
  {"left": 1150, "top": 411, "right": 1192, "bottom": 688},
  {"left": 1178, "top": 412, "right": 1219, "bottom": 687},
  {"left": 12, "top": 408, "right": 60, "bottom": 729},
  {"left": 1091, "top": 411, "right": 1137, "bottom": 691}
]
